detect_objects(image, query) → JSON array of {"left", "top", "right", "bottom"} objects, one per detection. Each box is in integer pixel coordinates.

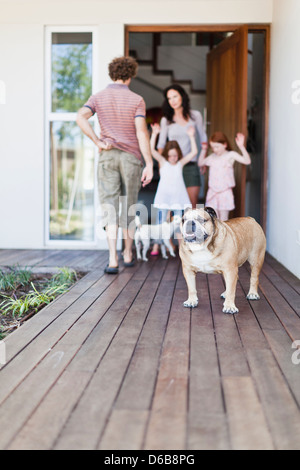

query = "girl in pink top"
[{"left": 198, "top": 132, "right": 251, "bottom": 221}]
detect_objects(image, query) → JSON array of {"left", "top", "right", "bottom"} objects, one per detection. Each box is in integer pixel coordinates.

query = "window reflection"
[
  {"left": 50, "top": 122, "right": 95, "bottom": 241},
  {"left": 51, "top": 32, "right": 92, "bottom": 113}
]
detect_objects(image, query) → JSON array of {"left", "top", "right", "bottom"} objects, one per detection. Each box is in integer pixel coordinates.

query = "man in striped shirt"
[{"left": 76, "top": 56, "right": 153, "bottom": 274}]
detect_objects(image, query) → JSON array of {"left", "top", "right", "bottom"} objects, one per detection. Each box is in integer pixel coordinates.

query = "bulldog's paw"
[
  {"left": 222, "top": 305, "right": 239, "bottom": 314},
  {"left": 247, "top": 292, "right": 260, "bottom": 300},
  {"left": 142, "top": 257, "right": 149, "bottom": 262},
  {"left": 183, "top": 298, "right": 199, "bottom": 308}
]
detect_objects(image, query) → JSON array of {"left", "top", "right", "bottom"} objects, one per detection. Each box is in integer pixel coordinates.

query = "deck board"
[{"left": 0, "top": 249, "right": 299, "bottom": 450}]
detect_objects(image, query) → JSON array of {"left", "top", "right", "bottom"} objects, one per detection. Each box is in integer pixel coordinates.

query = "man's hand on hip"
[
  {"left": 141, "top": 164, "right": 153, "bottom": 187},
  {"left": 96, "top": 139, "right": 113, "bottom": 151}
]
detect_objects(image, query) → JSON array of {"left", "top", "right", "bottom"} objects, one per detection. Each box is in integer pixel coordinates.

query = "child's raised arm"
[
  {"left": 231, "top": 133, "right": 251, "bottom": 165},
  {"left": 197, "top": 142, "right": 209, "bottom": 167},
  {"left": 150, "top": 124, "right": 166, "bottom": 165},
  {"left": 180, "top": 126, "right": 198, "bottom": 167}
]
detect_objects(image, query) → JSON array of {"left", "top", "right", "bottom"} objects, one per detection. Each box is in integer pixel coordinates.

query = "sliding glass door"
[{"left": 45, "top": 27, "right": 98, "bottom": 244}]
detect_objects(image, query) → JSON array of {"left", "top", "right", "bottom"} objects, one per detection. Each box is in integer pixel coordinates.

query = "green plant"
[
  {"left": 50, "top": 267, "right": 77, "bottom": 287},
  {"left": 0, "top": 294, "right": 33, "bottom": 318},
  {"left": 0, "top": 265, "right": 32, "bottom": 292},
  {"left": 0, "top": 267, "right": 78, "bottom": 320}
]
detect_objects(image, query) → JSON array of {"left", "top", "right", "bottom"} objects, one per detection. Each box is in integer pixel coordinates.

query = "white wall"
[
  {"left": 0, "top": 0, "right": 273, "bottom": 249},
  {"left": 268, "top": 0, "right": 300, "bottom": 278},
  {"left": 0, "top": 0, "right": 273, "bottom": 25},
  {"left": 0, "top": 24, "right": 45, "bottom": 248}
]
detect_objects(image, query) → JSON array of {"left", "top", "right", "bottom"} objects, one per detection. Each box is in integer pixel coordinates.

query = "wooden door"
[{"left": 206, "top": 25, "right": 248, "bottom": 218}]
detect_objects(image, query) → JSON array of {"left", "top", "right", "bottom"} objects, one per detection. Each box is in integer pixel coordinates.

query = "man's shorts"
[{"left": 98, "top": 149, "right": 143, "bottom": 229}]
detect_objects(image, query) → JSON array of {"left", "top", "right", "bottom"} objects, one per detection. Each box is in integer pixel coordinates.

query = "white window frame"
[{"left": 44, "top": 25, "right": 99, "bottom": 247}]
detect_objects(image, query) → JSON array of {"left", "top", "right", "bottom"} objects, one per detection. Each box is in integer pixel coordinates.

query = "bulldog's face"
[{"left": 181, "top": 207, "right": 217, "bottom": 244}]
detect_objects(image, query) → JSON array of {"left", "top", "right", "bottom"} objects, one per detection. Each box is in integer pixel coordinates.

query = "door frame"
[{"left": 125, "top": 24, "right": 270, "bottom": 232}]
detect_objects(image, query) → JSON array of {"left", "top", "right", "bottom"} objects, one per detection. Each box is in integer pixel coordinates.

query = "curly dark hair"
[
  {"left": 108, "top": 56, "right": 138, "bottom": 82},
  {"left": 162, "top": 84, "right": 192, "bottom": 123}
]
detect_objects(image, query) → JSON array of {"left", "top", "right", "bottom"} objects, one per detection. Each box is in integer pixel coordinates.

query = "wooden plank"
[
  {"left": 258, "top": 271, "right": 300, "bottom": 341},
  {"left": 1, "top": 266, "right": 108, "bottom": 364},
  {"left": 85, "top": 251, "right": 111, "bottom": 269},
  {"left": 33, "top": 250, "right": 74, "bottom": 267},
  {"left": 262, "top": 262, "right": 300, "bottom": 317},
  {"left": 238, "top": 263, "right": 300, "bottom": 438},
  {"left": 238, "top": 265, "right": 283, "bottom": 330},
  {"left": 263, "top": 328, "right": 300, "bottom": 407},
  {"left": 247, "top": 349, "right": 300, "bottom": 450},
  {"left": 143, "top": 268, "right": 190, "bottom": 450},
  {"left": 188, "top": 273, "right": 230, "bottom": 450},
  {"left": 52, "top": 258, "right": 168, "bottom": 450},
  {"left": 97, "top": 260, "right": 180, "bottom": 450},
  {"left": 0, "top": 249, "right": 17, "bottom": 263},
  {"left": 233, "top": 273, "right": 269, "bottom": 350},
  {"left": 5, "top": 250, "right": 53, "bottom": 268},
  {"left": 265, "top": 253, "right": 300, "bottom": 295},
  {"left": 57, "top": 250, "right": 97, "bottom": 269},
  {"left": 0, "top": 266, "right": 129, "bottom": 406},
  {"left": 6, "top": 270, "right": 148, "bottom": 450},
  {"left": 208, "top": 273, "right": 250, "bottom": 377},
  {"left": 0, "top": 251, "right": 299, "bottom": 450},
  {"left": 223, "top": 376, "right": 274, "bottom": 450},
  {"left": 0, "top": 265, "right": 143, "bottom": 450},
  {"left": 67, "top": 250, "right": 107, "bottom": 270},
  {"left": 97, "top": 410, "right": 148, "bottom": 450},
  {"left": 0, "top": 250, "right": 28, "bottom": 265},
  {"left": 112, "top": 261, "right": 179, "bottom": 411}
]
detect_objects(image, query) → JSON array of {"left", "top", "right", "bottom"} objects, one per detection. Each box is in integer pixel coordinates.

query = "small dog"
[
  {"left": 179, "top": 207, "right": 266, "bottom": 314},
  {"left": 135, "top": 214, "right": 182, "bottom": 261}
]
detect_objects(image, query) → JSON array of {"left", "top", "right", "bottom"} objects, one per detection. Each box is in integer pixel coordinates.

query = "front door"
[{"left": 206, "top": 25, "right": 248, "bottom": 217}]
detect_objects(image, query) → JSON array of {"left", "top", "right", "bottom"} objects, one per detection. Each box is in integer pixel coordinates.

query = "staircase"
[{"left": 129, "top": 33, "right": 208, "bottom": 115}]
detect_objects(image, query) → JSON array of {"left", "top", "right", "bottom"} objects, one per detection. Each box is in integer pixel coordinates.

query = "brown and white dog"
[{"left": 179, "top": 207, "right": 266, "bottom": 313}]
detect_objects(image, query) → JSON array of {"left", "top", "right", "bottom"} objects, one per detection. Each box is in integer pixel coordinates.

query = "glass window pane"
[
  {"left": 51, "top": 32, "right": 92, "bottom": 112},
  {"left": 49, "top": 122, "right": 95, "bottom": 241}
]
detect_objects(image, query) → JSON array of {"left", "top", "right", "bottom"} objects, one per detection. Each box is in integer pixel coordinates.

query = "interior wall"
[{"left": 268, "top": 0, "right": 300, "bottom": 278}]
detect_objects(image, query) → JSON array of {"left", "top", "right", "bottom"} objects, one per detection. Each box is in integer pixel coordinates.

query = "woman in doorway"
[
  {"left": 151, "top": 84, "right": 207, "bottom": 256},
  {"left": 156, "top": 84, "right": 207, "bottom": 207}
]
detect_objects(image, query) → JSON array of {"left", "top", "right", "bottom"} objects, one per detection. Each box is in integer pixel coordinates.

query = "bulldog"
[{"left": 179, "top": 207, "right": 266, "bottom": 314}]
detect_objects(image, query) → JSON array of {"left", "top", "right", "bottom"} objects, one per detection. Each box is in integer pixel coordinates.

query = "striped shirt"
[{"left": 84, "top": 83, "right": 146, "bottom": 161}]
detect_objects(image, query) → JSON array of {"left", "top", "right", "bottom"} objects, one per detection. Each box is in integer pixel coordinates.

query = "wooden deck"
[{"left": 0, "top": 248, "right": 299, "bottom": 450}]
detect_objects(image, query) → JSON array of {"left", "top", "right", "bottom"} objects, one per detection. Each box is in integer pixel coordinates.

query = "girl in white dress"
[{"left": 150, "top": 123, "right": 200, "bottom": 254}]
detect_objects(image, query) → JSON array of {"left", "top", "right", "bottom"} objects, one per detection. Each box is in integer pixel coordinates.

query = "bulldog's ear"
[{"left": 205, "top": 207, "right": 217, "bottom": 219}]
